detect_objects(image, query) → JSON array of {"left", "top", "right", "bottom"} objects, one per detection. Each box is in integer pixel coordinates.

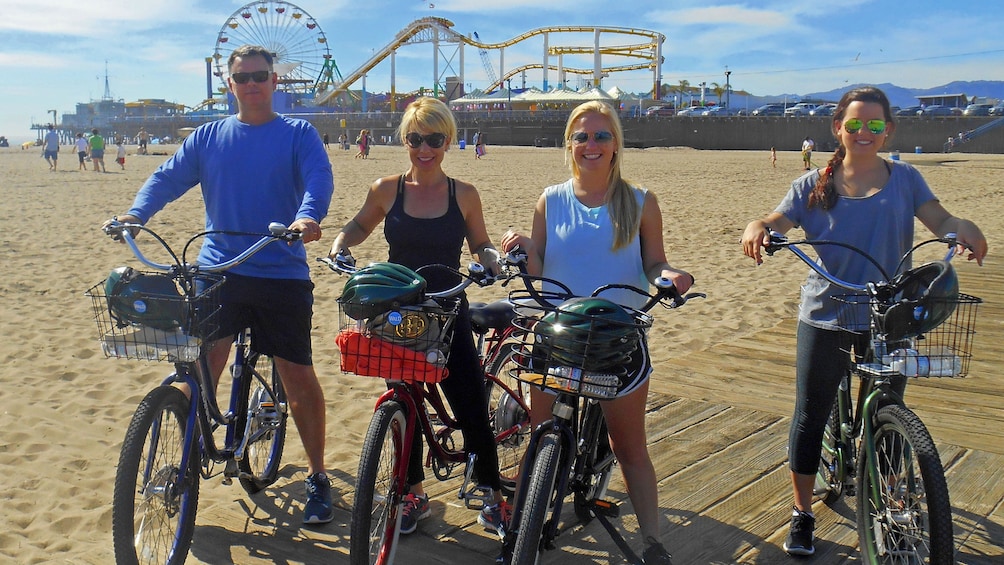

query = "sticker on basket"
[
  {"left": 133, "top": 300, "right": 148, "bottom": 313},
  {"left": 387, "top": 311, "right": 402, "bottom": 326}
]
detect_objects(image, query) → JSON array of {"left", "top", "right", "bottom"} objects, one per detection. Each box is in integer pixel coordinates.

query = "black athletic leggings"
[{"left": 406, "top": 299, "right": 501, "bottom": 490}]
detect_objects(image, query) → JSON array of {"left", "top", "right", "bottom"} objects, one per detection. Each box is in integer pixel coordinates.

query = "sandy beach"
[{"left": 1, "top": 141, "right": 1001, "bottom": 564}]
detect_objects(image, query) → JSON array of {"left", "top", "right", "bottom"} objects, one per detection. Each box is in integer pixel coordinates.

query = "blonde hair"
[
  {"left": 563, "top": 101, "right": 638, "bottom": 250},
  {"left": 397, "top": 97, "right": 457, "bottom": 146}
]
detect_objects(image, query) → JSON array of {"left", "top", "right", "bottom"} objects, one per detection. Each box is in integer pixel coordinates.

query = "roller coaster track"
[{"left": 313, "top": 16, "right": 664, "bottom": 106}]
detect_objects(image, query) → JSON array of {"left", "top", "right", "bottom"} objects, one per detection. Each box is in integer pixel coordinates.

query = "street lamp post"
[
  {"left": 725, "top": 67, "right": 732, "bottom": 109},
  {"left": 507, "top": 78, "right": 512, "bottom": 117}
]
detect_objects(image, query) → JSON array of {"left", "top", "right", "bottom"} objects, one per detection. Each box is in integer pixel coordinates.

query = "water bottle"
[
  {"left": 547, "top": 366, "right": 619, "bottom": 398},
  {"left": 888, "top": 349, "right": 961, "bottom": 377}
]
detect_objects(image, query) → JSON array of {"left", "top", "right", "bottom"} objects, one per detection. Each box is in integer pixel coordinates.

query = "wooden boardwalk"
[{"left": 189, "top": 262, "right": 1004, "bottom": 564}]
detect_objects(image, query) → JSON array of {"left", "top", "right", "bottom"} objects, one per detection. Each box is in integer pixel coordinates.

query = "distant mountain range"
[{"left": 757, "top": 81, "right": 1004, "bottom": 108}]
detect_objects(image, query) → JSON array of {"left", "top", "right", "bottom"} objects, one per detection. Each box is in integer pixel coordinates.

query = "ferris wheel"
[{"left": 213, "top": 0, "right": 332, "bottom": 95}]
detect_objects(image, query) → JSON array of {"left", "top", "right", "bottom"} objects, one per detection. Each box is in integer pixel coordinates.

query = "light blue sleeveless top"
[{"left": 542, "top": 180, "right": 649, "bottom": 309}]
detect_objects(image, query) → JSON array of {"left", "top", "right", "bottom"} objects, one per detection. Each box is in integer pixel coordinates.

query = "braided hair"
[{"left": 808, "top": 86, "right": 895, "bottom": 209}]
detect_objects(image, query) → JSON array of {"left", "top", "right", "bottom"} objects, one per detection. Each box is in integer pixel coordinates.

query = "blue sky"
[{"left": 3, "top": 0, "right": 1003, "bottom": 142}]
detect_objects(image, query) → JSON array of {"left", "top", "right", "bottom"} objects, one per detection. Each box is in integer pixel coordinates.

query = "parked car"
[
  {"left": 644, "top": 105, "right": 675, "bottom": 117},
  {"left": 990, "top": 104, "right": 1004, "bottom": 116},
  {"left": 917, "top": 105, "right": 955, "bottom": 116},
  {"left": 895, "top": 106, "right": 922, "bottom": 117},
  {"left": 675, "top": 106, "right": 703, "bottom": 116},
  {"left": 784, "top": 102, "right": 819, "bottom": 117},
  {"left": 699, "top": 106, "right": 740, "bottom": 117},
  {"left": 751, "top": 103, "right": 786, "bottom": 116},
  {"left": 963, "top": 103, "right": 994, "bottom": 116},
  {"left": 809, "top": 104, "right": 837, "bottom": 116}
]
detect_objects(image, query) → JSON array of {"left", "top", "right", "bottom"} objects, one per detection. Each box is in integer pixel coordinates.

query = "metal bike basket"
[
  {"left": 509, "top": 300, "right": 652, "bottom": 400},
  {"left": 335, "top": 299, "right": 458, "bottom": 384},
  {"left": 833, "top": 293, "right": 982, "bottom": 378},
  {"left": 86, "top": 273, "right": 224, "bottom": 363}
]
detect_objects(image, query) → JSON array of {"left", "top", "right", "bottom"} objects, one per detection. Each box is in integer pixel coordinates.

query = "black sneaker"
[
  {"left": 642, "top": 537, "right": 673, "bottom": 565},
  {"left": 783, "top": 507, "right": 815, "bottom": 556},
  {"left": 302, "top": 472, "right": 334, "bottom": 524}
]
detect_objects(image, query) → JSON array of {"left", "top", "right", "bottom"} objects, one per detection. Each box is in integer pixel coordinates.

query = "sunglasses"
[
  {"left": 842, "top": 118, "right": 887, "bottom": 135},
  {"left": 569, "top": 130, "right": 614, "bottom": 144},
  {"left": 405, "top": 132, "right": 447, "bottom": 149},
  {"left": 230, "top": 70, "right": 272, "bottom": 84}
]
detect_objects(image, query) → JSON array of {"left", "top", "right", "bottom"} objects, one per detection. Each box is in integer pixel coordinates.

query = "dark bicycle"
[
  {"left": 764, "top": 230, "right": 981, "bottom": 564},
  {"left": 91, "top": 220, "right": 298, "bottom": 565},
  {"left": 499, "top": 274, "right": 703, "bottom": 565}
]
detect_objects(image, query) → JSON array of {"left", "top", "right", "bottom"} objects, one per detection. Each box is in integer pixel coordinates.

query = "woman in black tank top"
[{"left": 327, "top": 98, "right": 510, "bottom": 535}]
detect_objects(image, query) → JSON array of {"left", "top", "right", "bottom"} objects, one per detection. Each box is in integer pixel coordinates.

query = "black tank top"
[{"left": 384, "top": 175, "right": 466, "bottom": 292}]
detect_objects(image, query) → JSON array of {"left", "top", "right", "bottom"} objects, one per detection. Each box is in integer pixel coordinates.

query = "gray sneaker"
[{"left": 783, "top": 507, "right": 815, "bottom": 556}]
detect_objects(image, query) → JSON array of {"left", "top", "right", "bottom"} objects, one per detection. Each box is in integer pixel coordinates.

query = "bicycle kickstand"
[{"left": 590, "top": 501, "right": 643, "bottom": 565}]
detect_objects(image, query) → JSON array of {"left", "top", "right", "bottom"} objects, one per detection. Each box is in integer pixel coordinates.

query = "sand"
[{"left": 1, "top": 142, "right": 1000, "bottom": 564}]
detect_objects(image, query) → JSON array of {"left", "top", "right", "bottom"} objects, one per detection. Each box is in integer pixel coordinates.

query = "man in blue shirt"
[
  {"left": 43, "top": 124, "right": 59, "bottom": 171},
  {"left": 112, "top": 44, "right": 336, "bottom": 525}
]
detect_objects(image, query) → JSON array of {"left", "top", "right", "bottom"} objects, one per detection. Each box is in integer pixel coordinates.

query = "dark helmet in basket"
[
  {"left": 105, "top": 266, "right": 185, "bottom": 330},
  {"left": 879, "top": 260, "right": 959, "bottom": 341},
  {"left": 339, "top": 262, "right": 427, "bottom": 320},
  {"left": 537, "top": 296, "right": 640, "bottom": 372}
]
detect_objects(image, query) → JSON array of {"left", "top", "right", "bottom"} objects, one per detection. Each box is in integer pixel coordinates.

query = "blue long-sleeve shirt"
[{"left": 128, "top": 115, "right": 333, "bottom": 280}]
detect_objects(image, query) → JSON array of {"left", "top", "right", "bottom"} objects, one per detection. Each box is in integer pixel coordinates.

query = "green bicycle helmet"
[
  {"left": 339, "top": 262, "right": 427, "bottom": 320},
  {"left": 879, "top": 260, "right": 959, "bottom": 341},
  {"left": 105, "top": 266, "right": 185, "bottom": 330},
  {"left": 537, "top": 297, "right": 640, "bottom": 372}
]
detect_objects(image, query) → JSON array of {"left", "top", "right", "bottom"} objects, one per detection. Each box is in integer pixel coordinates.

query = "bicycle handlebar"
[
  {"left": 763, "top": 229, "right": 965, "bottom": 294},
  {"left": 317, "top": 254, "right": 500, "bottom": 301},
  {"left": 103, "top": 219, "right": 302, "bottom": 274}
]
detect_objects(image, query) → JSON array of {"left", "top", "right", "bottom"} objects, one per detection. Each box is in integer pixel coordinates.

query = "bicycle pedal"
[
  {"left": 462, "top": 484, "right": 494, "bottom": 510},
  {"left": 590, "top": 498, "right": 620, "bottom": 518}
]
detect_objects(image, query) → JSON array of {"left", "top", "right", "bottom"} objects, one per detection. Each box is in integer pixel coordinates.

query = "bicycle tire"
[
  {"left": 574, "top": 404, "right": 613, "bottom": 524},
  {"left": 112, "top": 385, "right": 199, "bottom": 565},
  {"left": 238, "top": 352, "right": 288, "bottom": 495},
  {"left": 856, "top": 404, "right": 954, "bottom": 564},
  {"left": 815, "top": 402, "right": 844, "bottom": 505},
  {"left": 512, "top": 433, "right": 563, "bottom": 565},
  {"left": 486, "top": 342, "right": 531, "bottom": 496},
  {"left": 351, "top": 401, "right": 408, "bottom": 565}
]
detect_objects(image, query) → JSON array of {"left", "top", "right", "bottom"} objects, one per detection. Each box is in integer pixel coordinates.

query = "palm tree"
[
  {"left": 710, "top": 82, "right": 725, "bottom": 105},
  {"left": 676, "top": 79, "right": 690, "bottom": 108}
]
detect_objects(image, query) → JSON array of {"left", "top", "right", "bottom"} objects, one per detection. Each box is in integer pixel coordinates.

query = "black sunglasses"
[
  {"left": 569, "top": 130, "right": 614, "bottom": 144},
  {"left": 405, "top": 132, "right": 447, "bottom": 149},
  {"left": 231, "top": 70, "right": 272, "bottom": 84}
]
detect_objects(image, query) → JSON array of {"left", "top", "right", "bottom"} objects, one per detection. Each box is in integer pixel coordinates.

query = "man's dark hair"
[{"left": 227, "top": 45, "right": 274, "bottom": 71}]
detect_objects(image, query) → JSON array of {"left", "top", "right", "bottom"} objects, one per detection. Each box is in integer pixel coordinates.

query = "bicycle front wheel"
[
  {"left": 486, "top": 343, "right": 531, "bottom": 496},
  {"left": 113, "top": 385, "right": 199, "bottom": 565},
  {"left": 238, "top": 352, "right": 288, "bottom": 495},
  {"left": 512, "top": 433, "right": 563, "bottom": 565},
  {"left": 815, "top": 402, "right": 844, "bottom": 505},
  {"left": 351, "top": 401, "right": 408, "bottom": 565},
  {"left": 856, "top": 404, "right": 953, "bottom": 564}
]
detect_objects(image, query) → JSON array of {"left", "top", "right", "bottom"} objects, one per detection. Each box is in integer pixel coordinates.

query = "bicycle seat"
[{"left": 470, "top": 300, "right": 517, "bottom": 334}]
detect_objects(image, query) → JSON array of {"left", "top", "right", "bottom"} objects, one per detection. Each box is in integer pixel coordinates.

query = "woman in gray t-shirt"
[{"left": 740, "top": 86, "right": 987, "bottom": 557}]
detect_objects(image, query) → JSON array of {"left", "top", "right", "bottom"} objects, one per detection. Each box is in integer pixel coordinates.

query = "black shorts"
[{"left": 215, "top": 273, "right": 315, "bottom": 365}]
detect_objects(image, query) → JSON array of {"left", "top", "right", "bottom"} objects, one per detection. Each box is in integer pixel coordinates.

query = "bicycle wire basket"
[
  {"left": 833, "top": 292, "right": 982, "bottom": 378},
  {"left": 335, "top": 298, "right": 459, "bottom": 384},
  {"left": 86, "top": 272, "right": 225, "bottom": 363},
  {"left": 508, "top": 295, "right": 653, "bottom": 400}
]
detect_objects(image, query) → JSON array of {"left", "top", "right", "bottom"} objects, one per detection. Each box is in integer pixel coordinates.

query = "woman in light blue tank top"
[{"left": 501, "top": 101, "right": 693, "bottom": 563}]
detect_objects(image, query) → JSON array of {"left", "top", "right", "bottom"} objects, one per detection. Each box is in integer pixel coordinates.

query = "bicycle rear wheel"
[
  {"left": 351, "top": 401, "right": 408, "bottom": 565},
  {"left": 512, "top": 433, "right": 563, "bottom": 565},
  {"left": 815, "top": 402, "right": 844, "bottom": 504},
  {"left": 113, "top": 385, "right": 199, "bottom": 565},
  {"left": 856, "top": 404, "right": 953, "bottom": 564},
  {"left": 486, "top": 343, "right": 531, "bottom": 496},
  {"left": 238, "top": 352, "right": 288, "bottom": 495}
]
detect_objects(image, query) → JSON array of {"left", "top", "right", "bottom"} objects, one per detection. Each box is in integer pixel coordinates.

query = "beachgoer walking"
[
  {"left": 43, "top": 125, "right": 59, "bottom": 171},
  {"left": 89, "top": 128, "right": 106, "bottom": 173},
  {"left": 75, "top": 133, "right": 89, "bottom": 171}
]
